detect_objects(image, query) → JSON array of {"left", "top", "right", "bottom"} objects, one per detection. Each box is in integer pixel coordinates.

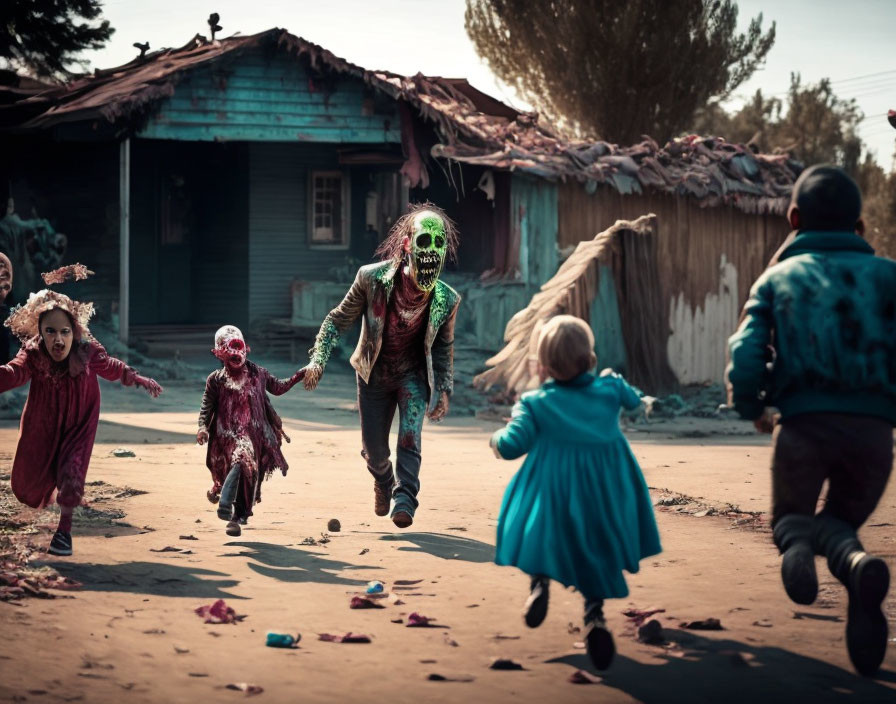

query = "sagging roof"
[{"left": 2, "top": 28, "right": 799, "bottom": 214}]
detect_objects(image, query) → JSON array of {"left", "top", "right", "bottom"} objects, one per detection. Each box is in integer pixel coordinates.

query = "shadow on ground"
[
  {"left": 222, "top": 541, "right": 381, "bottom": 586},
  {"left": 548, "top": 628, "right": 896, "bottom": 703},
  {"left": 376, "top": 532, "right": 495, "bottom": 563},
  {"left": 43, "top": 560, "right": 243, "bottom": 599}
]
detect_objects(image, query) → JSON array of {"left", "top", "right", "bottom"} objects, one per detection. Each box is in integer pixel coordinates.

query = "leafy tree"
[
  {"left": 695, "top": 74, "right": 864, "bottom": 172},
  {"left": 465, "top": 0, "right": 775, "bottom": 144},
  {"left": 0, "top": 0, "right": 114, "bottom": 80}
]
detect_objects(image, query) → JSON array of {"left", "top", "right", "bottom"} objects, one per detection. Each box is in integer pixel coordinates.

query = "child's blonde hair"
[{"left": 537, "top": 315, "right": 597, "bottom": 382}]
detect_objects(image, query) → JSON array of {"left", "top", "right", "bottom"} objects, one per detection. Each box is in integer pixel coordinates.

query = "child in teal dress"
[{"left": 489, "top": 315, "right": 662, "bottom": 670}]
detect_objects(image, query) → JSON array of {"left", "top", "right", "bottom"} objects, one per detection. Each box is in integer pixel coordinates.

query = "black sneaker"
[
  {"left": 781, "top": 542, "right": 818, "bottom": 605},
  {"left": 225, "top": 520, "right": 242, "bottom": 537},
  {"left": 585, "top": 618, "right": 615, "bottom": 670},
  {"left": 846, "top": 553, "right": 889, "bottom": 676},
  {"left": 523, "top": 577, "right": 549, "bottom": 628},
  {"left": 48, "top": 531, "right": 73, "bottom": 556}
]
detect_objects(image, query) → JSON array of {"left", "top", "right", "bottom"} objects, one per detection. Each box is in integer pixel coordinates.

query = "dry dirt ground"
[{"left": 0, "top": 362, "right": 894, "bottom": 704}]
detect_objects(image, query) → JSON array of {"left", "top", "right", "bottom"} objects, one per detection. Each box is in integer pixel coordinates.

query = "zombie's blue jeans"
[{"left": 357, "top": 368, "right": 428, "bottom": 517}]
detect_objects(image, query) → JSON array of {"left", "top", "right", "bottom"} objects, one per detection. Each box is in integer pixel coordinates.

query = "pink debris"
[
  {"left": 194, "top": 599, "right": 243, "bottom": 624},
  {"left": 350, "top": 596, "right": 384, "bottom": 609},
  {"left": 622, "top": 607, "right": 666, "bottom": 627}
]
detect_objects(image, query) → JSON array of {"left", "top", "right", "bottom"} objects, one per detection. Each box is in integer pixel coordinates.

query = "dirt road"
[{"left": 0, "top": 366, "right": 894, "bottom": 703}]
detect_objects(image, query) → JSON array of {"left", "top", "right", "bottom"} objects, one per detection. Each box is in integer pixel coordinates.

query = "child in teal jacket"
[
  {"left": 490, "top": 315, "right": 661, "bottom": 671},
  {"left": 728, "top": 164, "right": 895, "bottom": 677}
]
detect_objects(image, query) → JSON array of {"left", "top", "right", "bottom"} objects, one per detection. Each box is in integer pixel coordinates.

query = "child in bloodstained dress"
[
  {"left": 197, "top": 325, "right": 304, "bottom": 537},
  {"left": 0, "top": 278, "right": 162, "bottom": 557}
]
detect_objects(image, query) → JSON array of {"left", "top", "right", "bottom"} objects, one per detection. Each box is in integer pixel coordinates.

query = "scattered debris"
[
  {"left": 318, "top": 533, "right": 331, "bottom": 545},
  {"left": 318, "top": 632, "right": 371, "bottom": 643},
  {"left": 443, "top": 633, "right": 459, "bottom": 647},
  {"left": 188, "top": 673, "right": 208, "bottom": 678},
  {"left": 149, "top": 546, "right": 182, "bottom": 553},
  {"left": 567, "top": 622, "right": 581, "bottom": 634},
  {"left": 359, "top": 548, "right": 369, "bottom": 555},
  {"left": 390, "top": 618, "right": 404, "bottom": 624},
  {"left": 407, "top": 612, "right": 447, "bottom": 628},
  {"left": 489, "top": 658, "right": 525, "bottom": 671},
  {"left": 179, "top": 535, "right": 198, "bottom": 541},
  {"left": 427, "top": 673, "right": 474, "bottom": 682},
  {"left": 681, "top": 618, "right": 723, "bottom": 630},
  {"left": 622, "top": 607, "right": 666, "bottom": 628},
  {"left": 111, "top": 448, "right": 136, "bottom": 458},
  {"left": 225, "top": 683, "right": 263, "bottom": 696},
  {"left": 265, "top": 632, "right": 300, "bottom": 648},
  {"left": 752, "top": 620, "right": 773, "bottom": 628},
  {"left": 350, "top": 596, "right": 385, "bottom": 610},
  {"left": 173, "top": 646, "right": 189, "bottom": 654},
  {"left": 393, "top": 579, "right": 423, "bottom": 586},
  {"left": 300, "top": 537, "right": 318, "bottom": 546},
  {"left": 446, "top": 526, "right": 467, "bottom": 532},
  {"left": 493, "top": 634, "right": 520, "bottom": 640},
  {"left": 195, "top": 600, "right": 244, "bottom": 624},
  {"left": 569, "top": 670, "right": 602, "bottom": 684},
  {"left": 327, "top": 519, "right": 341, "bottom": 532},
  {"left": 366, "top": 581, "right": 385, "bottom": 595}
]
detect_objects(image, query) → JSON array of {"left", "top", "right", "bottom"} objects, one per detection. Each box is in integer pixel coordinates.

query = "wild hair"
[
  {"left": 537, "top": 315, "right": 597, "bottom": 382},
  {"left": 374, "top": 202, "right": 459, "bottom": 263}
]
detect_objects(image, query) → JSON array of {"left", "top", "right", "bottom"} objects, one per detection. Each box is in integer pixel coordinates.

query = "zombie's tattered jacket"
[
  {"left": 0, "top": 340, "right": 142, "bottom": 509},
  {"left": 310, "top": 261, "right": 461, "bottom": 411},
  {"left": 728, "top": 231, "right": 896, "bottom": 423},
  {"left": 198, "top": 361, "right": 297, "bottom": 506}
]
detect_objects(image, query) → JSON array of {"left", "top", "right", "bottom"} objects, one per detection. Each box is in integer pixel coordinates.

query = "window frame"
[{"left": 308, "top": 170, "right": 351, "bottom": 250}]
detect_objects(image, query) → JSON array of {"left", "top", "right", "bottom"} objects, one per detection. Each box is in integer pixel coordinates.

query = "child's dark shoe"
[
  {"left": 781, "top": 542, "right": 818, "bottom": 605},
  {"left": 225, "top": 520, "right": 242, "bottom": 537},
  {"left": 584, "top": 618, "right": 615, "bottom": 670},
  {"left": 48, "top": 531, "right": 72, "bottom": 556},
  {"left": 391, "top": 510, "right": 413, "bottom": 529},
  {"left": 845, "top": 552, "right": 889, "bottom": 676},
  {"left": 523, "top": 577, "right": 549, "bottom": 628}
]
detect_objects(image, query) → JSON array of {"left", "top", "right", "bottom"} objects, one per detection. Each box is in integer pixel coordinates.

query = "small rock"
[
  {"left": 111, "top": 448, "right": 136, "bottom": 458},
  {"left": 490, "top": 658, "right": 525, "bottom": 671},
  {"left": 638, "top": 619, "right": 664, "bottom": 644},
  {"left": 327, "top": 519, "right": 341, "bottom": 532},
  {"left": 681, "top": 618, "right": 723, "bottom": 630}
]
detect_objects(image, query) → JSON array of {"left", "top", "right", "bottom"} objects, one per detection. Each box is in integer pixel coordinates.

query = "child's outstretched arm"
[
  {"left": 264, "top": 368, "right": 306, "bottom": 396},
  {"left": 490, "top": 397, "right": 537, "bottom": 460},
  {"left": 0, "top": 349, "right": 32, "bottom": 393},
  {"left": 196, "top": 374, "right": 218, "bottom": 445},
  {"left": 727, "top": 278, "right": 774, "bottom": 421},
  {"left": 91, "top": 347, "right": 162, "bottom": 397}
]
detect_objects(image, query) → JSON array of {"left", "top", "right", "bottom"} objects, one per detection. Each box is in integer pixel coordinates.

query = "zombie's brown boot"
[{"left": 374, "top": 480, "right": 393, "bottom": 517}]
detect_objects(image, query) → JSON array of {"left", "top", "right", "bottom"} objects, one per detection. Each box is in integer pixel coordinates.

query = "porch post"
[{"left": 119, "top": 138, "right": 130, "bottom": 345}]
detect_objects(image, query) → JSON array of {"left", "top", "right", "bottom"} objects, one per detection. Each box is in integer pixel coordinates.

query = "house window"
[{"left": 310, "top": 171, "right": 349, "bottom": 248}]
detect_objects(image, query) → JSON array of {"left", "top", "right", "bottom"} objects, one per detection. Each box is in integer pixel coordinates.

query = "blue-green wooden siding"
[
  {"left": 590, "top": 264, "right": 627, "bottom": 373},
  {"left": 511, "top": 175, "right": 558, "bottom": 287},
  {"left": 139, "top": 50, "right": 401, "bottom": 144},
  {"left": 248, "top": 142, "right": 356, "bottom": 322}
]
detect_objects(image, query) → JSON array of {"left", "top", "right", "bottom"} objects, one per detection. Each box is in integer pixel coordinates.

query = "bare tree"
[{"left": 465, "top": 0, "right": 775, "bottom": 144}]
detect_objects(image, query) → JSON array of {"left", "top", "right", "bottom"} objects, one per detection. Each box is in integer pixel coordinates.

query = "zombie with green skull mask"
[{"left": 301, "top": 204, "right": 461, "bottom": 529}]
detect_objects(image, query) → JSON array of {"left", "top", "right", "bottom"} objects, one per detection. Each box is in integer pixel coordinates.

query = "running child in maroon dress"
[
  {"left": 196, "top": 325, "right": 304, "bottom": 537},
  {"left": 0, "top": 264, "right": 162, "bottom": 556}
]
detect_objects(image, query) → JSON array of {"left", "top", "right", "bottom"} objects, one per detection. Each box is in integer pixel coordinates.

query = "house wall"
[
  {"left": 511, "top": 175, "right": 558, "bottom": 288},
  {"left": 139, "top": 50, "right": 400, "bottom": 143},
  {"left": 558, "top": 183, "right": 789, "bottom": 385}
]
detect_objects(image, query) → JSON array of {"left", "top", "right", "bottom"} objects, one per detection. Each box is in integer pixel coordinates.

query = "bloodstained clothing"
[
  {"left": 197, "top": 361, "right": 299, "bottom": 518},
  {"left": 377, "top": 269, "right": 429, "bottom": 381},
  {"left": 0, "top": 340, "right": 143, "bottom": 509}
]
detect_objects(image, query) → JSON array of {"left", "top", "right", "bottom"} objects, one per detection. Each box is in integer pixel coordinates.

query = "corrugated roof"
[{"left": 2, "top": 28, "right": 799, "bottom": 214}]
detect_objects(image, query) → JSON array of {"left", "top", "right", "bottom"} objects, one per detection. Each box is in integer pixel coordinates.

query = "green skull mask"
[{"left": 408, "top": 211, "right": 447, "bottom": 292}]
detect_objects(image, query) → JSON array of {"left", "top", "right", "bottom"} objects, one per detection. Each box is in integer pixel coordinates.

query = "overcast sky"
[{"left": 86, "top": 0, "right": 896, "bottom": 168}]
